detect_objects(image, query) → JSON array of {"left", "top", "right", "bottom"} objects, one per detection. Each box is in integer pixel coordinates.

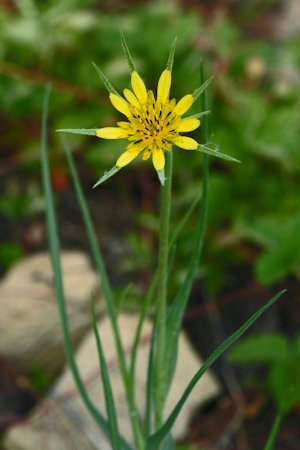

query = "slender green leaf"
[
  {"left": 41, "top": 87, "right": 132, "bottom": 450},
  {"left": 166, "top": 37, "right": 177, "bottom": 72},
  {"left": 56, "top": 128, "right": 97, "bottom": 136},
  {"left": 169, "top": 191, "right": 202, "bottom": 249},
  {"left": 93, "top": 166, "right": 121, "bottom": 188},
  {"left": 130, "top": 275, "right": 157, "bottom": 380},
  {"left": 92, "top": 62, "right": 119, "bottom": 95},
  {"left": 92, "top": 300, "right": 122, "bottom": 450},
  {"left": 121, "top": 32, "right": 136, "bottom": 72},
  {"left": 116, "top": 283, "right": 134, "bottom": 314},
  {"left": 263, "top": 412, "right": 283, "bottom": 450},
  {"left": 62, "top": 139, "right": 142, "bottom": 448},
  {"left": 144, "top": 317, "right": 156, "bottom": 438},
  {"left": 146, "top": 290, "right": 286, "bottom": 450},
  {"left": 196, "top": 144, "right": 241, "bottom": 163}
]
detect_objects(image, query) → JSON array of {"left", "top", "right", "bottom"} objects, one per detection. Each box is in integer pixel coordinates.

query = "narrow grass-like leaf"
[
  {"left": 62, "top": 139, "right": 142, "bottom": 448},
  {"left": 41, "top": 87, "right": 132, "bottom": 450},
  {"left": 196, "top": 144, "right": 241, "bottom": 163},
  {"left": 143, "top": 246, "right": 177, "bottom": 439},
  {"left": 93, "top": 166, "right": 121, "bottom": 188},
  {"left": 146, "top": 290, "right": 286, "bottom": 450},
  {"left": 130, "top": 274, "right": 157, "bottom": 380},
  {"left": 116, "top": 283, "right": 134, "bottom": 315},
  {"left": 92, "top": 61, "right": 119, "bottom": 95},
  {"left": 144, "top": 318, "right": 156, "bottom": 438},
  {"left": 263, "top": 412, "right": 283, "bottom": 450},
  {"left": 92, "top": 300, "right": 122, "bottom": 450},
  {"left": 56, "top": 128, "right": 97, "bottom": 136},
  {"left": 169, "top": 191, "right": 202, "bottom": 249},
  {"left": 121, "top": 32, "right": 136, "bottom": 72},
  {"left": 166, "top": 37, "right": 177, "bottom": 72},
  {"left": 192, "top": 76, "right": 214, "bottom": 101}
]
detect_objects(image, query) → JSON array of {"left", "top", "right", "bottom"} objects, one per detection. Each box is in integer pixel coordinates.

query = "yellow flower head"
[
  {"left": 57, "top": 38, "right": 238, "bottom": 186},
  {"left": 96, "top": 67, "right": 201, "bottom": 173}
]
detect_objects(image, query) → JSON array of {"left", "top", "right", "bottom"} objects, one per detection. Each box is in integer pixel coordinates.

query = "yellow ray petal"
[
  {"left": 173, "top": 94, "right": 193, "bottom": 116},
  {"left": 131, "top": 71, "right": 148, "bottom": 104},
  {"left": 116, "top": 149, "right": 140, "bottom": 168},
  {"left": 109, "top": 93, "right": 131, "bottom": 117},
  {"left": 96, "top": 127, "right": 128, "bottom": 139},
  {"left": 172, "top": 136, "right": 198, "bottom": 149},
  {"left": 123, "top": 88, "right": 140, "bottom": 109},
  {"left": 177, "top": 118, "right": 200, "bottom": 132},
  {"left": 143, "top": 149, "right": 151, "bottom": 160},
  {"left": 152, "top": 147, "right": 165, "bottom": 171},
  {"left": 157, "top": 69, "right": 171, "bottom": 104}
]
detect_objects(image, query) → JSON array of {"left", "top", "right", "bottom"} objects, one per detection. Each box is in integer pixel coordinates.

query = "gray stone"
[
  {"left": 0, "top": 252, "right": 102, "bottom": 375},
  {"left": 276, "top": 0, "right": 300, "bottom": 38},
  {"left": 3, "top": 314, "right": 220, "bottom": 450}
]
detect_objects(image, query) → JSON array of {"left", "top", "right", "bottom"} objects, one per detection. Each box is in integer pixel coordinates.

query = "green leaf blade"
[
  {"left": 92, "top": 301, "right": 122, "bottom": 450},
  {"left": 41, "top": 87, "right": 132, "bottom": 447},
  {"left": 146, "top": 290, "right": 286, "bottom": 450}
]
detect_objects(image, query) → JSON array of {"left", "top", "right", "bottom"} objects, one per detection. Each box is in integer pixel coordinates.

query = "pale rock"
[
  {"left": 276, "top": 0, "right": 300, "bottom": 38},
  {"left": 3, "top": 314, "right": 220, "bottom": 450},
  {"left": 0, "top": 252, "right": 101, "bottom": 375}
]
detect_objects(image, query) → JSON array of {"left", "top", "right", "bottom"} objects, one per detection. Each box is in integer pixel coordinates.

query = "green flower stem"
[
  {"left": 155, "top": 150, "right": 173, "bottom": 428},
  {"left": 263, "top": 412, "right": 283, "bottom": 450}
]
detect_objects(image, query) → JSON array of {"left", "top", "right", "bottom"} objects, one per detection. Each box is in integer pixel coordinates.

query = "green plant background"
[{"left": 1, "top": 0, "right": 299, "bottom": 291}]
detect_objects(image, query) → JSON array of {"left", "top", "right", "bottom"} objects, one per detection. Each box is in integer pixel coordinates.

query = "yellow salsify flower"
[
  {"left": 57, "top": 38, "right": 238, "bottom": 186},
  {"left": 96, "top": 69, "right": 200, "bottom": 173}
]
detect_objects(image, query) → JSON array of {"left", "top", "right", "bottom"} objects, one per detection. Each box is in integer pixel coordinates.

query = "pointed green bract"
[
  {"left": 92, "top": 62, "right": 119, "bottom": 95},
  {"left": 57, "top": 128, "right": 97, "bottom": 136},
  {"left": 157, "top": 169, "right": 166, "bottom": 186},
  {"left": 192, "top": 76, "right": 214, "bottom": 101},
  {"left": 189, "top": 110, "right": 210, "bottom": 119},
  {"left": 196, "top": 144, "right": 241, "bottom": 162},
  {"left": 120, "top": 32, "right": 136, "bottom": 72},
  {"left": 166, "top": 37, "right": 177, "bottom": 72},
  {"left": 93, "top": 166, "right": 121, "bottom": 188},
  {"left": 146, "top": 290, "right": 286, "bottom": 450}
]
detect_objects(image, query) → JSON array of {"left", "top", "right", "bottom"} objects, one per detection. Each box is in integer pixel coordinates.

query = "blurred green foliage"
[
  {"left": 230, "top": 333, "right": 300, "bottom": 414},
  {"left": 1, "top": 0, "right": 300, "bottom": 293}
]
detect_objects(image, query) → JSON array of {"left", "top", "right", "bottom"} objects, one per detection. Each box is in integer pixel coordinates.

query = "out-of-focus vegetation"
[
  {"left": 230, "top": 333, "right": 300, "bottom": 415},
  {"left": 1, "top": 0, "right": 299, "bottom": 295}
]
